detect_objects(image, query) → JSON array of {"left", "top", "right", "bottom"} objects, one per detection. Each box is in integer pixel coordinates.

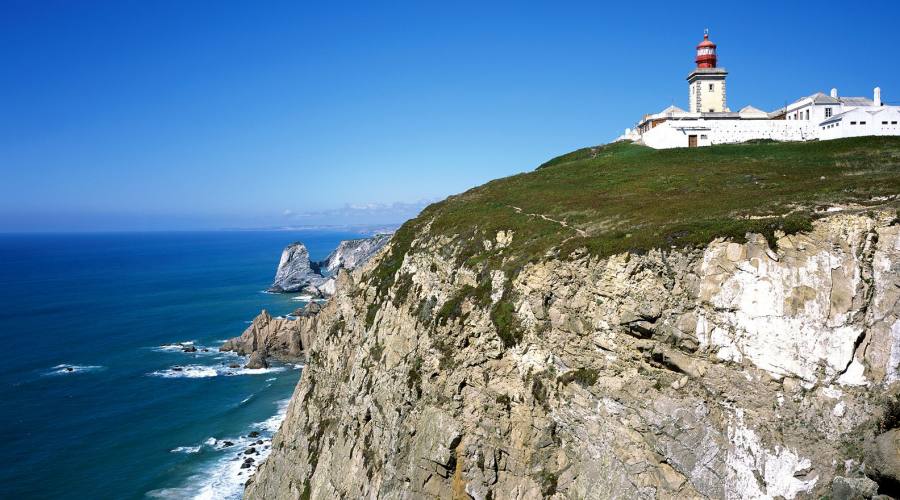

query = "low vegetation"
[{"left": 371, "top": 137, "right": 900, "bottom": 292}]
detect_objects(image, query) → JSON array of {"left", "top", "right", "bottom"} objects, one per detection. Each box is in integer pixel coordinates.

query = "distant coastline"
[{"left": 218, "top": 223, "right": 398, "bottom": 235}]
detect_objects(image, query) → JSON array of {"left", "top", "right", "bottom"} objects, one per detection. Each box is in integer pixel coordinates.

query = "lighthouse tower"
[{"left": 687, "top": 30, "right": 728, "bottom": 113}]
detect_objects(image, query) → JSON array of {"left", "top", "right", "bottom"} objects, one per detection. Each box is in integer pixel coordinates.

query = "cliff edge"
[{"left": 247, "top": 138, "right": 900, "bottom": 499}]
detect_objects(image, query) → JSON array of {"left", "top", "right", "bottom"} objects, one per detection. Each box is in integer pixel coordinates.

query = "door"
[{"left": 688, "top": 135, "right": 698, "bottom": 147}]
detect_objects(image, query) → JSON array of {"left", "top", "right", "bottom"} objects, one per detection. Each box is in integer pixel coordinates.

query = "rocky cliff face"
[
  {"left": 268, "top": 235, "right": 391, "bottom": 296},
  {"left": 268, "top": 243, "right": 326, "bottom": 294},
  {"left": 246, "top": 209, "right": 900, "bottom": 499},
  {"left": 318, "top": 234, "right": 392, "bottom": 275},
  {"left": 220, "top": 309, "right": 316, "bottom": 364}
]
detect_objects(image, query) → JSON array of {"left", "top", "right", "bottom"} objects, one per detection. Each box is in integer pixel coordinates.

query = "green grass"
[
  {"left": 361, "top": 137, "right": 900, "bottom": 337},
  {"left": 366, "top": 137, "right": 900, "bottom": 294}
]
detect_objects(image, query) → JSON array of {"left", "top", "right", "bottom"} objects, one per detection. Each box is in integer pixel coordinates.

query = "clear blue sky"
[{"left": 2, "top": 0, "right": 899, "bottom": 231}]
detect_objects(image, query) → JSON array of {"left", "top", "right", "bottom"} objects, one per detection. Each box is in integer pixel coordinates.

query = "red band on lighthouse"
[{"left": 695, "top": 31, "right": 717, "bottom": 68}]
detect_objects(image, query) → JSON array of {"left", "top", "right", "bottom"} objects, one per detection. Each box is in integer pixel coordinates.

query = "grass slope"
[{"left": 372, "top": 137, "right": 900, "bottom": 297}]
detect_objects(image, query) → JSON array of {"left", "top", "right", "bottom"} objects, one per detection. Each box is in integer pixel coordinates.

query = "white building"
[{"left": 620, "top": 32, "right": 900, "bottom": 149}]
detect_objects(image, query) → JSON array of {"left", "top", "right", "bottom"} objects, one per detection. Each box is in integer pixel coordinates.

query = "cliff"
[
  {"left": 225, "top": 235, "right": 391, "bottom": 364},
  {"left": 318, "top": 234, "right": 392, "bottom": 275},
  {"left": 268, "top": 243, "right": 326, "bottom": 294},
  {"left": 220, "top": 309, "right": 315, "bottom": 364},
  {"left": 246, "top": 138, "right": 900, "bottom": 499},
  {"left": 267, "top": 234, "right": 391, "bottom": 296}
]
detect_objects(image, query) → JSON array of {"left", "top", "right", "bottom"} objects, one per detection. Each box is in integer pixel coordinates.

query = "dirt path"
[{"left": 509, "top": 206, "right": 587, "bottom": 236}]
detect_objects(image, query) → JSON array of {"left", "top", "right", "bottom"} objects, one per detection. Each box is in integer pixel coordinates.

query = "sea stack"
[{"left": 267, "top": 234, "right": 391, "bottom": 297}]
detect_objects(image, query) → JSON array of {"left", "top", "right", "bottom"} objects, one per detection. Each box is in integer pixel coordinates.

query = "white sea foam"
[
  {"left": 45, "top": 364, "right": 105, "bottom": 376},
  {"left": 254, "top": 398, "right": 291, "bottom": 433},
  {"left": 151, "top": 341, "right": 220, "bottom": 355},
  {"left": 149, "top": 364, "right": 285, "bottom": 379},
  {"left": 170, "top": 445, "right": 202, "bottom": 454},
  {"left": 146, "top": 399, "right": 290, "bottom": 500}
]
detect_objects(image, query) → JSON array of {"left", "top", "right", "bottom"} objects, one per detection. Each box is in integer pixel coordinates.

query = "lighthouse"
[{"left": 687, "top": 30, "right": 728, "bottom": 113}]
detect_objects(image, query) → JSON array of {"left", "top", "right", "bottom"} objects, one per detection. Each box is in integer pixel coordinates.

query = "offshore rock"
[
  {"left": 317, "top": 233, "right": 391, "bottom": 275},
  {"left": 244, "top": 351, "right": 269, "bottom": 370},
  {"left": 267, "top": 234, "right": 391, "bottom": 296},
  {"left": 220, "top": 309, "right": 312, "bottom": 363},
  {"left": 267, "top": 243, "right": 326, "bottom": 294},
  {"left": 246, "top": 210, "right": 900, "bottom": 499}
]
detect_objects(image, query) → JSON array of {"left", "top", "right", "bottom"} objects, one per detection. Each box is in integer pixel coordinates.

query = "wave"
[
  {"left": 151, "top": 342, "right": 220, "bottom": 355},
  {"left": 254, "top": 398, "right": 291, "bottom": 433},
  {"left": 146, "top": 399, "right": 290, "bottom": 500},
  {"left": 170, "top": 445, "right": 202, "bottom": 454},
  {"left": 149, "top": 364, "right": 286, "bottom": 379},
  {"left": 44, "top": 364, "right": 105, "bottom": 376}
]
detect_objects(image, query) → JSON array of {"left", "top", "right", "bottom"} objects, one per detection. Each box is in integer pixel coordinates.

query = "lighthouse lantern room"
[{"left": 687, "top": 30, "right": 728, "bottom": 113}]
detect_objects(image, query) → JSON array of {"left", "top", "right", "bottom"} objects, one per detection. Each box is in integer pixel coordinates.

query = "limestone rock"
[
  {"left": 245, "top": 209, "right": 900, "bottom": 500},
  {"left": 267, "top": 242, "right": 325, "bottom": 294},
  {"left": 832, "top": 476, "right": 879, "bottom": 500},
  {"left": 220, "top": 309, "right": 312, "bottom": 364},
  {"left": 245, "top": 351, "right": 269, "bottom": 369},
  {"left": 268, "top": 234, "right": 391, "bottom": 296},
  {"left": 317, "top": 234, "right": 391, "bottom": 275}
]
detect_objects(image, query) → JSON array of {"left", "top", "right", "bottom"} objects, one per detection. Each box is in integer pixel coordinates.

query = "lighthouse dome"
[{"left": 695, "top": 31, "right": 717, "bottom": 68}]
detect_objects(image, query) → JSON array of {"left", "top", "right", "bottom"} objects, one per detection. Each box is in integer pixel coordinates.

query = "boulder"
[
  {"left": 865, "top": 428, "right": 900, "bottom": 486},
  {"left": 244, "top": 351, "right": 268, "bottom": 370},
  {"left": 292, "top": 301, "right": 323, "bottom": 318},
  {"left": 832, "top": 476, "right": 879, "bottom": 500}
]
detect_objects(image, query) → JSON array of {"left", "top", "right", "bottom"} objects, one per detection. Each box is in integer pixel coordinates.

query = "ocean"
[{"left": 0, "top": 230, "right": 363, "bottom": 499}]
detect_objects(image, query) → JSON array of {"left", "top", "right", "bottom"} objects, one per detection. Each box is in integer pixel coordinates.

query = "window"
[
  {"left": 709, "top": 83, "right": 714, "bottom": 91},
  {"left": 825, "top": 107, "right": 832, "bottom": 118},
  {"left": 851, "top": 121, "right": 857, "bottom": 125},
  {"left": 700, "top": 134, "right": 708, "bottom": 139},
  {"left": 805, "top": 110, "right": 810, "bottom": 120},
  {"left": 892, "top": 121, "right": 898, "bottom": 125},
  {"left": 884, "top": 121, "right": 889, "bottom": 125},
  {"left": 860, "top": 121, "right": 866, "bottom": 125}
]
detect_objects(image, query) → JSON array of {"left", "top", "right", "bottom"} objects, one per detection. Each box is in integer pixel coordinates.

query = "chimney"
[
  {"left": 830, "top": 88, "right": 838, "bottom": 98},
  {"left": 874, "top": 87, "right": 882, "bottom": 106}
]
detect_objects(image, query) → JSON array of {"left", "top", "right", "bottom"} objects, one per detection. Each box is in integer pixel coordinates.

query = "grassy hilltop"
[{"left": 373, "top": 137, "right": 900, "bottom": 295}]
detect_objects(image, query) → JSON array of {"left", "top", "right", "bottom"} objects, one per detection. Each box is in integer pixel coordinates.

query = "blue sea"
[{"left": 0, "top": 230, "right": 364, "bottom": 499}]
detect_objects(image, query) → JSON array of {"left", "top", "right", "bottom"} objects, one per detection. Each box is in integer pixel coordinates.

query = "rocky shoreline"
[{"left": 221, "top": 234, "right": 390, "bottom": 369}]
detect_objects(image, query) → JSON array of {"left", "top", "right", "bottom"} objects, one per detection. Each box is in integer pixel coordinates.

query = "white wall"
[
  {"left": 689, "top": 78, "right": 727, "bottom": 113},
  {"left": 786, "top": 102, "right": 837, "bottom": 124},
  {"left": 819, "top": 107, "right": 900, "bottom": 141},
  {"left": 641, "top": 119, "right": 811, "bottom": 149}
]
